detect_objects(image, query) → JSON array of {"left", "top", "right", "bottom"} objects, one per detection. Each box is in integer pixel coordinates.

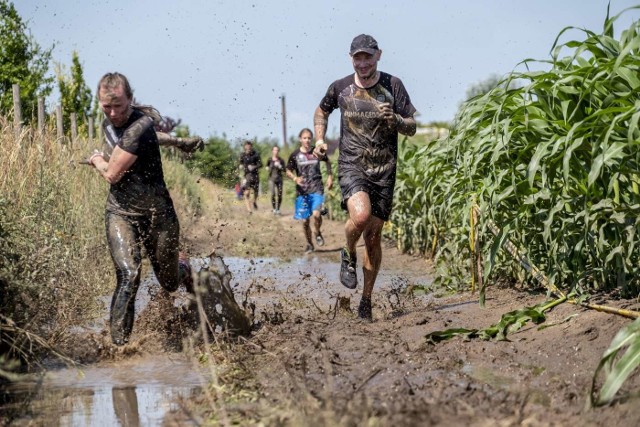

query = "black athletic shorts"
[
  {"left": 244, "top": 173, "right": 259, "bottom": 192},
  {"left": 339, "top": 170, "right": 395, "bottom": 221}
]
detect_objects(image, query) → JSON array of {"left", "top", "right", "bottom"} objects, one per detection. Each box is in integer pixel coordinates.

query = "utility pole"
[{"left": 281, "top": 94, "right": 288, "bottom": 149}]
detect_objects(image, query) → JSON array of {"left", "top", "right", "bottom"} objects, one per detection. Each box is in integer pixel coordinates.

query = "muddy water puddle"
[
  {"left": 215, "top": 255, "right": 434, "bottom": 310},
  {"left": 5, "top": 255, "right": 433, "bottom": 425},
  {"left": 6, "top": 355, "right": 206, "bottom": 426}
]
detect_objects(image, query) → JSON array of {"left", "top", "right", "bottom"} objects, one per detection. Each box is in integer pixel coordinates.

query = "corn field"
[{"left": 389, "top": 6, "right": 640, "bottom": 296}]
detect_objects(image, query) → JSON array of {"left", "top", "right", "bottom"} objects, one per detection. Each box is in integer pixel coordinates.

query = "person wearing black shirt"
[
  {"left": 266, "top": 145, "right": 286, "bottom": 215},
  {"left": 286, "top": 128, "right": 333, "bottom": 253},
  {"left": 88, "top": 72, "right": 194, "bottom": 345},
  {"left": 239, "top": 140, "right": 263, "bottom": 214},
  {"left": 313, "top": 34, "right": 417, "bottom": 320}
]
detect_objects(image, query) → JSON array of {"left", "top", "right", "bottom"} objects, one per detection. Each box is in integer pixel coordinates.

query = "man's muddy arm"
[
  {"left": 313, "top": 107, "right": 330, "bottom": 157},
  {"left": 396, "top": 114, "right": 417, "bottom": 136}
]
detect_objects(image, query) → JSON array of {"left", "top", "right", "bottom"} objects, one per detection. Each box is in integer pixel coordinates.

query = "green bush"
[{"left": 189, "top": 136, "right": 239, "bottom": 187}]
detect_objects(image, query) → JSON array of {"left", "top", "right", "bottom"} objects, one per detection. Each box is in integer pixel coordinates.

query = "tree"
[
  {"left": 56, "top": 51, "right": 92, "bottom": 136},
  {"left": 465, "top": 73, "right": 504, "bottom": 100},
  {"left": 0, "top": 0, "right": 53, "bottom": 123},
  {"left": 189, "top": 136, "right": 238, "bottom": 187}
]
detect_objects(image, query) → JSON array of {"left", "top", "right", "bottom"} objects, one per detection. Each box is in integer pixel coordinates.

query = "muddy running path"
[
  {"left": 6, "top": 179, "right": 640, "bottom": 426},
  {"left": 181, "top": 180, "right": 640, "bottom": 426}
]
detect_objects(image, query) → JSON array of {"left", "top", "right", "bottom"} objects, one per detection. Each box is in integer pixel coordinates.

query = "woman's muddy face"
[{"left": 99, "top": 85, "right": 132, "bottom": 127}]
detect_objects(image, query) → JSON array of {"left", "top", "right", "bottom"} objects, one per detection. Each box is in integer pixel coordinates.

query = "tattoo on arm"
[{"left": 314, "top": 107, "right": 329, "bottom": 141}]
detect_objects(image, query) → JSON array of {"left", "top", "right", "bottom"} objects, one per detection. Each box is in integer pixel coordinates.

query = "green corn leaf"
[
  {"left": 627, "top": 109, "right": 640, "bottom": 143},
  {"left": 425, "top": 328, "right": 478, "bottom": 345},
  {"left": 528, "top": 138, "right": 555, "bottom": 187},
  {"left": 616, "top": 66, "right": 640, "bottom": 90},
  {"left": 588, "top": 142, "right": 626, "bottom": 186},
  {"left": 592, "top": 317, "right": 640, "bottom": 406},
  {"left": 425, "top": 299, "right": 563, "bottom": 344},
  {"left": 562, "top": 137, "right": 584, "bottom": 183}
]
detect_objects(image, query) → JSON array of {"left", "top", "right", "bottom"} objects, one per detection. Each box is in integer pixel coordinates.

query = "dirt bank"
[{"left": 177, "top": 179, "right": 640, "bottom": 426}]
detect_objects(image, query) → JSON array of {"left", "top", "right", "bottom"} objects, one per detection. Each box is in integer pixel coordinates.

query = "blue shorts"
[{"left": 294, "top": 193, "right": 324, "bottom": 220}]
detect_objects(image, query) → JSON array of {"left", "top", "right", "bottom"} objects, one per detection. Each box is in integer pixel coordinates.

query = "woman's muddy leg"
[
  {"left": 276, "top": 180, "right": 283, "bottom": 211},
  {"left": 145, "top": 209, "right": 181, "bottom": 293},
  {"left": 106, "top": 213, "right": 143, "bottom": 345}
]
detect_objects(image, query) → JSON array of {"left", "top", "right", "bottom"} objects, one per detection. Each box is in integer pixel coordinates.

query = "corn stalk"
[{"left": 392, "top": 6, "right": 640, "bottom": 296}]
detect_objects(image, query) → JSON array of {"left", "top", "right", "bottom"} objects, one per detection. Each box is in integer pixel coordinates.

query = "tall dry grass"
[
  {"left": 0, "top": 116, "right": 112, "bottom": 369},
  {"left": 0, "top": 115, "right": 202, "bottom": 375}
]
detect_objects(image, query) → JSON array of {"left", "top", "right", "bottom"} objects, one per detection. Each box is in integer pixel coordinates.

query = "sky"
[{"left": 14, "top": 0, "right": 640, "bottom": 144}]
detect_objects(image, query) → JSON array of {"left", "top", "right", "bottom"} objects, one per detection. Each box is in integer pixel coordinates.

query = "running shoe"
[
  {"left": 340, "top": 247, "right": 357, "bottom": 289},
  {"left": 305, "top": 243, "right": 314, "bottom": 254},
  {"left": 358, "top": 296, "right": 372, "bottom": 320},
  {"left": 315, "top": 233, "right": 325, "bottom": 247}
]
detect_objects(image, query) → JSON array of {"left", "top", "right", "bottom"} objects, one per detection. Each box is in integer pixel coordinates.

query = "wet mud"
[
  {"left": 4, "top": 180, "right": 640, "bottom": 426},
  {"left": 179, "top": 181, "right": 640, "bottom": 426},
  {"left": 5, "top": 355, "right": 206, "bottom": 426}
]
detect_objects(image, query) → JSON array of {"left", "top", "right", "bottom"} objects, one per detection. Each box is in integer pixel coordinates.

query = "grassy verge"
[{"left": 0, "top": 119, "right": 202, "bottom": 377}]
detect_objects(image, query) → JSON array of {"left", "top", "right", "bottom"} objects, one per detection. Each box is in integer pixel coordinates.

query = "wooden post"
[
  {"left": 12, "top": 84, "right": 22, "bottom": 139},
  {"left": 281, "top": 94, "right": 287, "bottom": 149},
  {"left": 37, "top": 97, "right": 45, "bottom": 135},
  {"left": 56, "top": 105, "right": 64, "bottom": 142},
  {"left": 70, "top": 112, "right": 78, "bottom": 146},
  {"left": 98, "top": 116, "right": 103, "bottom": 145},
  {"left": 88, "top": 116, "right": 94, "bottom": 143}
]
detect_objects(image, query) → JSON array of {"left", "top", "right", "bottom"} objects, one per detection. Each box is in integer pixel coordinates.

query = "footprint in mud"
[{"left": 579, "top": 326, "right": 599, "bottom": 341}]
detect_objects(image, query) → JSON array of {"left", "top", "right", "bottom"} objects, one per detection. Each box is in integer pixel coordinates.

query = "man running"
[
  {"left": 239, "top": 140, "right": 262, "bottom": 214},
  {"left": 313, "top": 34, "right": 417, "bottom": 320}
]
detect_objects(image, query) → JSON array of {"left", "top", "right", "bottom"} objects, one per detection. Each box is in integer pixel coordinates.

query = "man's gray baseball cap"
[{"left": 350, "top": 34, "right": 379, "bottom": 55}]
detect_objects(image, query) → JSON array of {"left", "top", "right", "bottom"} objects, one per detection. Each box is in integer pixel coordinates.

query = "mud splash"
[{"left": 3, "top": 254, "right": 434, "bottom": 425}]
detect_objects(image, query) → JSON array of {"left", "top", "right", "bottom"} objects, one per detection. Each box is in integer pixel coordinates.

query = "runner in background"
[
  {"left": 238, "top": 140, "right": 262, "bottom": 214},
  {"left": 266, "top": 145, "right": 286, "bottom": 215},
  {"left": 286, "top": 128, "right": 333, "bottom": 253}
]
